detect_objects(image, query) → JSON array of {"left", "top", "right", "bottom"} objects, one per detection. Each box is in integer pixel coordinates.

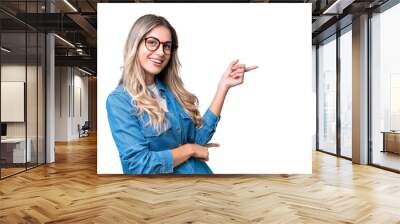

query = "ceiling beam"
[
  {"left": 67, "top": 13, "right": 97, "bottom": 39},
  {"left": 322, "top": 0, "right": 356, "bottom": 14},
  {"left": 55, "top": 55, "right": 96, "bottom": 70}
]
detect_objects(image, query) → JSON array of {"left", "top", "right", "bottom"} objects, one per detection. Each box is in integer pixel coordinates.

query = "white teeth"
[{"left": 150, "top": 59, "right": 162, "bottom": 64}]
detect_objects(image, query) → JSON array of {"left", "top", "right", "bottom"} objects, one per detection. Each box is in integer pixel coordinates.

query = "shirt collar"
[{"left": 155, "top": 78, "right": 167, "bottom": 93}]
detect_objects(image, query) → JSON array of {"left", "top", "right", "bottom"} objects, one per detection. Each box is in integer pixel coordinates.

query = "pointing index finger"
[
  {"left": 245, "top": 65, "right": 258, "bottom": 72},
  {"left": 203, "top": 143, "right": 220, "bottom": 148}
]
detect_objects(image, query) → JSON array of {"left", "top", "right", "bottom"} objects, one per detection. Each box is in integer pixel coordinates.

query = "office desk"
[
  {"left": 1, "top": 138, "right": 31, "bottom": 163},
  {"left": 381, "top": 131, "right": 400, "bottom": 154}
]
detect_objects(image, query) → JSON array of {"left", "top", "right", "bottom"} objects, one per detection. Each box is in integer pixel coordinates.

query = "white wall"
[
  {"left": 1, "top": 65, "right": 37, "bottom": 138},
  {"left": 55, "top": 66, "right": 68, "bottom": 141},
  {"left": 72, "top": 71, "right": 89, "bottom": 138},
  {"left": 1, "top": 66, "right": 26, "bottom": 129},
  {"left": 55, "top": 67, "right": 89, "bottom": 141}
]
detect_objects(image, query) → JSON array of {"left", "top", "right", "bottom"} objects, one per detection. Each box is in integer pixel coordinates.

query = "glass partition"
[
  {"left": 27, "top": 31, "right": 38, "bottom": 169},
  {"left": 317, "top": 35, "right": 337, "bottom": 155},
  {"left": 339, "top": 28, "right": 352, "bottom": 158},
  {"left": 1, "top": 30, "right": 28, "bottom": 177},
  {"left": 371, "top": 3, "right": 400, "bottom": 171},
  {"left": 38, "top": 32, "right": 45, "bottom": 165},
  {"left": 0, "top": 1, "right": 46, "bottom": 179}
]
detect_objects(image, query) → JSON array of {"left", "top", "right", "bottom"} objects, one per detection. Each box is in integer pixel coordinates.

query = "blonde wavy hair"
[{"left": 120, "top": 14, "right": 203, "bottom": 133}]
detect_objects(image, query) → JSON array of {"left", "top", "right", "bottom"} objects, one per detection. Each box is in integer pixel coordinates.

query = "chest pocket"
[
  {"left": 179, "top": 111, "right": 195, "bottom": 143},
  {"left": 140, "top": 120, "right": 171, "bottom": 137},
  {"left": 138, "top": 113, "right": 175, "bottom": 151}
]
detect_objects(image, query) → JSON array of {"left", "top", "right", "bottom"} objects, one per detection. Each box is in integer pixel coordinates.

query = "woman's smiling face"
[{"left": 138, "top": 25, "right": 172, "bottom": 77}]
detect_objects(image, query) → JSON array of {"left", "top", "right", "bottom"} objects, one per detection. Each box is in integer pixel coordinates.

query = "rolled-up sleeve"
[
  {"left": 194, "top": 108, "right": 221, "bottom": 145},
  {"left": 106, "top": 92, "right": 174, "bottom": 174}
]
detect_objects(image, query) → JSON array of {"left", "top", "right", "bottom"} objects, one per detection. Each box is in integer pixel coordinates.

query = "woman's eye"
[
  {"left": 164, "top": 44, "right": 172, "bottom": 50},
  {"left": 148, "top": 40, "right": 158, "bottom": 47}
]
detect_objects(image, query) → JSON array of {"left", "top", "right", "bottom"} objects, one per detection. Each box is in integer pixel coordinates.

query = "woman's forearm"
[
  {"left": 171, "top": 143, "right": 214, "bottom": 167},
  {"left": 209, "top": 84, "right": 229, "bottom": 116},
  {"left": 171, "top": 144, "right": 193, "bottom": 167}
]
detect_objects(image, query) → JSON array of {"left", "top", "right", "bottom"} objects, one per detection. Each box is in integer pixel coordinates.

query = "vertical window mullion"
[
  {"left": 25, "top": 0, "right": 28, "bottom": 171},
  {"left": 367, "top": 11, "right": 373, "bottom": 165},
  {"left": 36, "top": 0, "right": 39, "bottom": 167},
  {"left": 0, "top": 21, "right": 2, "bottom": 179},
  {"left": 336, "top": 29, "right": 341, "bottom": 157},
  {"left": 316, "top": 45, "right": 320, "bottom": 150}
]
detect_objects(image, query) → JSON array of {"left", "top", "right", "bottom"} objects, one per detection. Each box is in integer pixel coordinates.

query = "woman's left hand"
[{"left": 218, "top": 59, "right": 258, "bottom": 91}]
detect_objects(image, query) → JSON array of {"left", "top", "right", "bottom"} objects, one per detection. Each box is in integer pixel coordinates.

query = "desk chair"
[{"left": 78, "top": 121, "right": 90, "bottom": 138}]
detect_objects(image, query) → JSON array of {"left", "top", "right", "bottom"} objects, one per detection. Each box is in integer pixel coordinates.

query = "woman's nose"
[{"left": 155, "top": 44, "right": 165, "bottom": 56}]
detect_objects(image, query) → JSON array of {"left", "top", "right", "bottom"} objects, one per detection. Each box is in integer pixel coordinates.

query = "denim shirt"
[{"left": 106, "top": 78, "right": 220, "bottom": 174}]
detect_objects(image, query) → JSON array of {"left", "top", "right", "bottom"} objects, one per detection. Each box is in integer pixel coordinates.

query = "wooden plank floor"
[{"left": 1, "top": 134, "right": 400, "bottom": 223}]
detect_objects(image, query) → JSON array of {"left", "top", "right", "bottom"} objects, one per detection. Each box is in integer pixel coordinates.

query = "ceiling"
[{"left": 0, "top": 0, "right": 392, "bottom": 75}]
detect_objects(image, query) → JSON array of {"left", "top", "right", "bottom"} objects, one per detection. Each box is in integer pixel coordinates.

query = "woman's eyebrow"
[{"left": 145, "top": 36, "right": 172, "bottom": 42}]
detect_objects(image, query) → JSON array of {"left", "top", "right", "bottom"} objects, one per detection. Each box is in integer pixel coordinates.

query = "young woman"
[{"left": 106, "top": 14, "right": 257, "bottom": 174}]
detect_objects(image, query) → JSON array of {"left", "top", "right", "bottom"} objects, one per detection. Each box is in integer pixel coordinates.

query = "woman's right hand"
[
  {"left": 172, "top": 143, "right": 220, "bottom": 167},
  {"left": 189, "top": 143, "right": 220, "bottom": 161}
]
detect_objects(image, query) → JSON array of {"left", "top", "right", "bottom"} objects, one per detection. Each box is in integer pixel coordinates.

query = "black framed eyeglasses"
[{"left": 144, "top": 37, "right": 175, "bottom": 55}]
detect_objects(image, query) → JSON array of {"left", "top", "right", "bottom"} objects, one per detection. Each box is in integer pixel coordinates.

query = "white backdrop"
[{"left": 97, "top": 3, "right": 312, "bottom": 174}]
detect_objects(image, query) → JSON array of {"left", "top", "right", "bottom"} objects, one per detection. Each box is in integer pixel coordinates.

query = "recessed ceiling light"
[
  {"left": 63, "top": 0, "right": 78, "bottom": 12},
  {"left": 78, "top": 67, "right": 92, "bottom": 76},
  {"left": 1, "top": 47, "right": 11, "bottom": 53},
  {"left": 323, "top": 0, "right": 355, "bottom": 15},
  {"left": 54, "top": 34, "right": 75, "bottom": 48}
]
